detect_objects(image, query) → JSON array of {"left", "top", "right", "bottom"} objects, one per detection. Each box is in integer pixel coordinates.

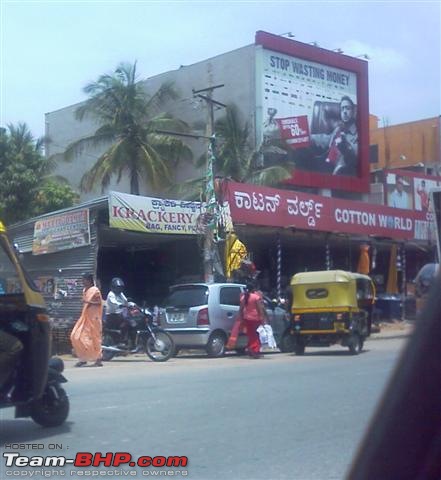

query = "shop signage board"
[
  {"left": 32, "top": 209, "right": 90, "bottom": 255},
  {"left": 226, "top": 181, "right": 435, "bottom": 242},
  {"left": 109, "top": 191, "right": 203, "bottom": 235}
]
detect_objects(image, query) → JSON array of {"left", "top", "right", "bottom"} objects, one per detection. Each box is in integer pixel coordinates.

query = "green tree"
[
  {"left": 64, "top": 61, "right": 192, "bottom": 195},
  {"left": 0, "top": 123, "right": 78, "bottom": 225},
  {"left": 171, "top": 105, "right": 293, "bottom": 200},
  {"left": 34, "top": 180, "right": 79, "bottom": 216}
]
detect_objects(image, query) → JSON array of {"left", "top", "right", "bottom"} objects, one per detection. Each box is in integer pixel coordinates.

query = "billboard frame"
[{"left": 255, "top": 30, "right": 370, "bottom": 193}]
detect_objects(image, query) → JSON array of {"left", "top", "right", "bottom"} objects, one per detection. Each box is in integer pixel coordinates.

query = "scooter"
[{"left": 102, "top": 304, "right": 174, "bottom": 362}]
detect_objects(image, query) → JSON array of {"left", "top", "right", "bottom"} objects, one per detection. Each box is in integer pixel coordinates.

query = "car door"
[{"left": 218, "top": 285, "right": 243, "bottom": 336}]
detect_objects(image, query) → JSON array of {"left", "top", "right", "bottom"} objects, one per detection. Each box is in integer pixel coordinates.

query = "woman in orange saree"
[{"left": 70, "top": 273, "right": 103, "bottom": 367}]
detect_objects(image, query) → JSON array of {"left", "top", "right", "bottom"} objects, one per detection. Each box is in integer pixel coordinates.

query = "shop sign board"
[
  {"left": 226, "top": 181, "right": 435, "bottom": 242},
  {"left": 255, "top": 31, "right": 370, "bottom": 193},
  {"left": 32, "top": 209, "right": 90, "bottom": 255},
  {"left": 109, "top": 191, "right": 203, "bottom": 235}
]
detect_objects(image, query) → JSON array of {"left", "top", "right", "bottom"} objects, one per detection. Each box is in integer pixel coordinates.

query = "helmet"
[{"left": 111, "top": 277, "right": 125, "bottom": 290}]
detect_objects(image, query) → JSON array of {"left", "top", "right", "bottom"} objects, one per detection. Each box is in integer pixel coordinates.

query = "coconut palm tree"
[
  {"left": 63, "top": 61, "right": 192, "bottom": 195},
  {"left": 170, "top": 104, "right": 293, "bottom": 200}
]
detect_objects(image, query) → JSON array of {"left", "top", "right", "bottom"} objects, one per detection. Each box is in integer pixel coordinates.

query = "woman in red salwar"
[
  {"left": 70, "top": 273, "right": 103, "bottom": 367},
  {"left": 239, "top": 281, "right": 267, "bottom": 358}
]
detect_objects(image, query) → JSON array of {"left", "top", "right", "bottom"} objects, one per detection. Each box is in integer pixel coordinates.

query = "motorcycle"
[{"left": 102, "top": 303, "right": 174, "bottom": 362}]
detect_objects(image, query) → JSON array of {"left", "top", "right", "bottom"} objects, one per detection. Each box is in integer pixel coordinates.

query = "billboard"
[
  {"left": 384, "top": 169, "right": 441, "bottom": 211},
  {"left": 255, "top": 31, "right": 369, "bottom": 193},
  {"left": 32, "top": 209, "right": 90, "bottom": 255}
]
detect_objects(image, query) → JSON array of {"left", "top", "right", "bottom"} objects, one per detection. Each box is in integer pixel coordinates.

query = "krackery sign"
[
  {"left": 109, "top": 191, "right": 202, "bottom": 235},
  {"left": 226, "top": 181, "right": 434, "bottom": 241}
]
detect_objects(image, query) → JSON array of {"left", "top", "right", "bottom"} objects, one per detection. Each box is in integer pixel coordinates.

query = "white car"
[{"left": 160, "top": 283, "right": 292, "bottom": 357}]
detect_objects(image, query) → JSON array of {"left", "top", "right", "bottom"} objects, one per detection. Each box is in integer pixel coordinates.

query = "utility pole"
[{"left": 192, "top": 84, "right": 226, "bottom": 282}]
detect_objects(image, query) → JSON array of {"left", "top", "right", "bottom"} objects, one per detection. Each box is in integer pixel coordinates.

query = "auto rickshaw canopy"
[{"left": 290, "top": 270, "right": 375, "bottom": 311}]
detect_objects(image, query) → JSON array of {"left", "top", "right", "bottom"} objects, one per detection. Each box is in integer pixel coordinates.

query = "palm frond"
[
  {"left": 144, "top": 82, "right": 178, "bottom": 115},
  {"left": 246, "top": 165, "right": 293, "bottom": 186},
  {"left": 167, "top": 176, "right": 204, "bottom": 201},
  {"left": 63, "top": 131, "right": 115, "bottom": 162},
  {"left": 79, "top": 139, "right": 124, "bottom": 192}
]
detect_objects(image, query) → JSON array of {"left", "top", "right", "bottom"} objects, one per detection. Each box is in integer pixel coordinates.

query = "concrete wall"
[
  {"left": 370, "top": 116, "right": 441, "bottom": 172},
  {"left": 46, "top": 45, "right": 256, "bottom": 202}
]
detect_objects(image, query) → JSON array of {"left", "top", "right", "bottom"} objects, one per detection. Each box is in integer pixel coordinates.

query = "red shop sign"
[{"left": 226, "top": 181, "right": 434, "bottom": 242}]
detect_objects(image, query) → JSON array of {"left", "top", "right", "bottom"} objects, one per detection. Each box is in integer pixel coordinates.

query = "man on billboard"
[
  {"left": 310, "top": 96, "right": 358, "bottom": 176},
  {"left": 389, "top": 175, "right": 410, "bottom": 209},
  {"left": 416, "top": 179, "right": 430, "bottom": 211}
]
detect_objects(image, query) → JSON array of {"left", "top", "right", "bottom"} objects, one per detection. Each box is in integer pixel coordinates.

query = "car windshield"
[{"left": 165, "top": 285, "right": 209, "bottom": 308}]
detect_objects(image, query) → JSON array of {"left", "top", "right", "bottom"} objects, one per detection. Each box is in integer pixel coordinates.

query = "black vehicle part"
[
  {"left": 348, "top": 333, "right": 363, "bottom": 355},
  {"left": 101, "top": 333, "right": 117, "bottom": 361},
  {"left": 279, "top": 329, "right": 296, "bottom": 353},
  {"left": 30, "top": 385, "right": 69, "bottom": 427},
  {"left": 294, "top": 337, "right": 306, "bottom": 355}
]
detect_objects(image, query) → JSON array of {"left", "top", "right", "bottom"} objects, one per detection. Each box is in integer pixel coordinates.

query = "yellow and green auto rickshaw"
[
  {"left": 289, "top": 270, "right": 375, "bottom": 355},
  {"left": 0, "top": 220, "right": 69, "bottom": 426}
]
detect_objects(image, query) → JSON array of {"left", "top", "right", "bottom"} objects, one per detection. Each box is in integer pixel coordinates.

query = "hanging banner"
[
  {"left": 109, "top": 191, "right": 203, "bottom": 235},
  {"left": 32, "top": 209, "right": 90, "bottom": 255},
  {"left": 226, "top": 181, "right": 435, "bottom": 242}
]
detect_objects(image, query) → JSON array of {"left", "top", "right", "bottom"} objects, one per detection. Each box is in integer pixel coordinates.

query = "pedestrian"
[
  {"left": 70, "top": 273, "right": 103, "bottom": 367},
  {"left": 238, "top": 281, "right": 268, "bottom": 359}
]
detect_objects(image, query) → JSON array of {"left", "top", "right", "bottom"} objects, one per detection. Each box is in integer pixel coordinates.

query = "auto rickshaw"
[
  {"left": 0, "top": 220, "right": 69, "bottom": 426},
  {"left": 289, "top": 270, "right": 375, "bottom": 355}
]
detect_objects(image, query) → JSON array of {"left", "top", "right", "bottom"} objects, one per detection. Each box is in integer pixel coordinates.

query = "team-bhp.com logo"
[{"left": 4, "top": 452, "right": 188, "bottom": 475}]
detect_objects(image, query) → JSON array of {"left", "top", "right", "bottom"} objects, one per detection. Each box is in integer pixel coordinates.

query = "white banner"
[{"left": 109, "top": 191, "right": 203, "bottom": 235}]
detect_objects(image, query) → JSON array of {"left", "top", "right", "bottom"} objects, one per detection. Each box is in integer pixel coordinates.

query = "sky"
[{"left": 1, "top": 0, "right": 440, "bottom": 140}]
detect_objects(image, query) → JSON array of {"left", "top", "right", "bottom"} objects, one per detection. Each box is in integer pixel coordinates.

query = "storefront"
[
  {"left": 223, "top": 180, "right": 436, "bottom": 304},
  {"left": 8, "top": 193, "right": 204, "bottom": 352}
]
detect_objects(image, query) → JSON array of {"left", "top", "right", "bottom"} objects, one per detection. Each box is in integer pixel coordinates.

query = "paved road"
[{"left": 0, "top": 337, "right": 409, "bottom": 480}]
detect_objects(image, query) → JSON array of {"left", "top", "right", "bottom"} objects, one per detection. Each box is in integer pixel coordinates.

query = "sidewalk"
[{"left": 369, "top": 320, "right": 415, "bottom": 341}]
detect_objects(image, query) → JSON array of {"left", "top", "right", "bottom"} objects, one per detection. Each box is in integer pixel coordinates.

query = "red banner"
[
  {"left": 226, "top": 181, "right": 434, "bottom": 242},
  {"left": 275, "top": 116, "right": 311, "bottom": 149}
]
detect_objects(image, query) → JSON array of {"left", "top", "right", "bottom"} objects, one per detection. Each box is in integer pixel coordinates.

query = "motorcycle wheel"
[
  {"left": 30, "top": 386, "right": 69, "bottom": 427},
  {"left": 146, "top": 331, "right": 174, "bottom": 362},
  {"left": 102, "top": 334, "right": 116, "bottom": 361}
]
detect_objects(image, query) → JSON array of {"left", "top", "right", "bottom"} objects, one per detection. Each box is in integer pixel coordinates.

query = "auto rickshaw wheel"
[
  {"left": 348, "top": 333, "right": 363, "bottom": 355},
  {"left": 294, "top": 338, "right": 305, "bottom": 355},
  {"left": 30, "top": 386, "right": 69, "bottom": 427},
  {"left": 280, "top": 330, "right": 296, "bottom": 353}
]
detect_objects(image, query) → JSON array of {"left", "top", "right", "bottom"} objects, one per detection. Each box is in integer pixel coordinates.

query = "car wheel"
[
  {"left": 206, "top": 332, "right": 226, "bottom": 357},
  {"left": 348, "top": 333, "right": 363, "bottom": 355},
  {"left": 279, "top": 330, "right": 296, "bottom": 353}
]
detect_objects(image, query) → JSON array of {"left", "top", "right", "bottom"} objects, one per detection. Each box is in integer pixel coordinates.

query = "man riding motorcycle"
[{"left": 105, "top": 278, "right": 131, "bottom": 343}]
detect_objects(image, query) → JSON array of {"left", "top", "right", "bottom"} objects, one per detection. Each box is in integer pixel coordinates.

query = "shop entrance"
[{"left": 97, "top": 227, "right": 202, "bottom": 306}]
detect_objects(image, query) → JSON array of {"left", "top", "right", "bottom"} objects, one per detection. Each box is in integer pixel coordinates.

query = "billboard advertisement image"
[
  {"left": 255, "top": 31, "right": 369, "bottom": 193},
  {"left": 386, "top": 172, "right": 413, "bottom": 210}
]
